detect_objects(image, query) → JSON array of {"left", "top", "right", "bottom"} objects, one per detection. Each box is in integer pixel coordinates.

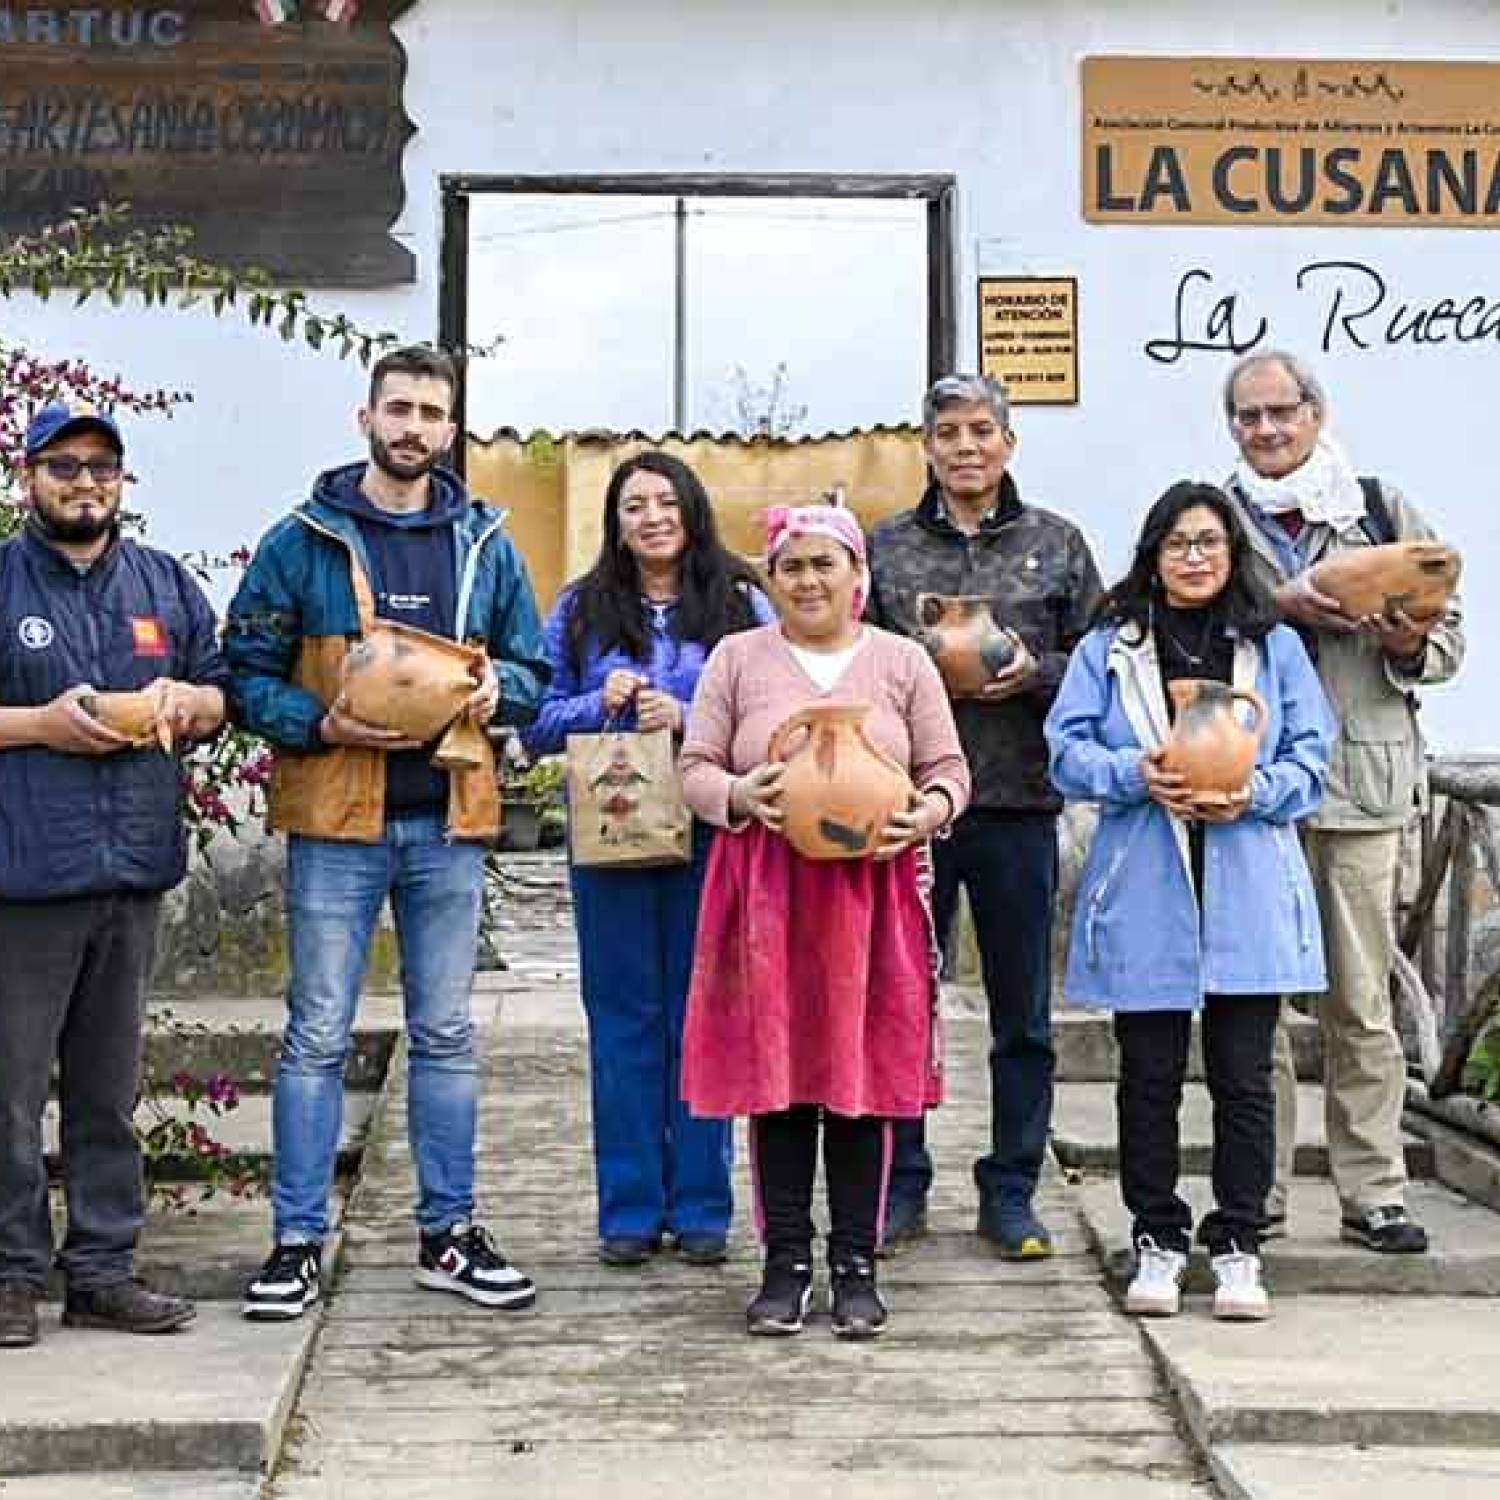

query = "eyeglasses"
[
  {"left": 1231, "top": 400, "right": 1307, "bottom": 430},
  {"left": 32, "top": 455, "right": 124, "bottom": 483},
  {"left": 1161, "top": 532, "right": 1229, "bottom": 561}
]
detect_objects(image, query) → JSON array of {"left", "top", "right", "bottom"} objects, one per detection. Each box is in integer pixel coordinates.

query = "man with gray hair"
[
  {"left": 1220, "top": 349, "right": 1463, "bottom": 1253},
  {"left": 867, "top": 374, "right": 1102, "bottom": 1258}
]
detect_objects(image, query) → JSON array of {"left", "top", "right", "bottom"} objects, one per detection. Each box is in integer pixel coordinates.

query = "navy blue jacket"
[{"left": 0, "top": 525, "right": 229, "bottom": 900}]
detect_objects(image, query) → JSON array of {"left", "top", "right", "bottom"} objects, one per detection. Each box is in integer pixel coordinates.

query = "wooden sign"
[
  {"left": 0, "top": 2, "right": 416, "bottom": 284},
  {"left": 1083, "top": 57, "right": 1500, "bottom": 230},
  {"left": 977, "top": 277, "right": 1079, "bottom": 406}
]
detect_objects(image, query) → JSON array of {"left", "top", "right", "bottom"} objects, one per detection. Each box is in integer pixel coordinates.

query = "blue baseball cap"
[{"left": 24, "top": 401, "right": 124, "bottom": 460}]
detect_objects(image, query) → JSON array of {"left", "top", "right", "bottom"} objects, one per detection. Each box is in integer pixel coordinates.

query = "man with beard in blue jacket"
[
  {"left": 228, "top": 345, "right": 549, "bottom": 1323},
  {"left": 0, "top": 402, "right": 226, "bottom": 1349}
]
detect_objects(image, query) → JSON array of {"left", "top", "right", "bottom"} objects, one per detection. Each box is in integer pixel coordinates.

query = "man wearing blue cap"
[{"left": 0, "top": 402, "right": 228, "bottom": 1349}]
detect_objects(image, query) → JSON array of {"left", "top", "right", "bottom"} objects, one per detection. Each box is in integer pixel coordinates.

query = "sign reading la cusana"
[
  {"left": 1082, "top": 56, "right": 1500, "bottom": 228},
  {"left": 0, "top": 2, "right": 416, "bottom": 284}
]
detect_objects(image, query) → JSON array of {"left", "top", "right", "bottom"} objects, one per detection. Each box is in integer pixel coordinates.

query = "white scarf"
[{"left": 1233, "top": 434, "right": 1365, "bottom": 530}]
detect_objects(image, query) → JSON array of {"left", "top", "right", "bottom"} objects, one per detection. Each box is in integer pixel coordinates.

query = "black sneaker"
[
  {"left": 243, "top": 1243, "right": 322, "bottom": 1322},
  {"left": 63, "top": 1278, "right": 196, "bottom": 1335},
  {"left": 1340, "top": 1205, "right": 1429, "bottom": 1254},
  {"left": 416, "top": 1223, "right": 536, "bottom": 1309},
  {"left": 746, "top": 1257, "right": 813, "bottom": 1336},
  {"left": 829, "top": 1256, "right": 888, "bottom": 1340}
]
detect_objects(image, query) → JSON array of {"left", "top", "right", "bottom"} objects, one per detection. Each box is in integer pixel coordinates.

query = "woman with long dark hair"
[
  {"left": 524, "top": 451, "right": 769, "bottom": 1266},
  {"left": 1045, "top": 481, "right": 1332, "bottom": 1321}
]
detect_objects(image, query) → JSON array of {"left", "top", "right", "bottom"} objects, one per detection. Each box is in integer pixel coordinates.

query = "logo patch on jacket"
[
  {"left": 131, "top": 617, "right": 168, "bottom": 657},
  {"left": 17, "top": 616, "right": 53, "bottom": 650}
]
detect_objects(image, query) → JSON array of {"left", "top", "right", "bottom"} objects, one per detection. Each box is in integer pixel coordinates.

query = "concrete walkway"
[{"left": 267, "top": 934, "right": 1211, "bottom": 1500}]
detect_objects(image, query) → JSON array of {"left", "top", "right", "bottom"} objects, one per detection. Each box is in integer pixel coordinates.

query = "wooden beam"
[
  {"left": 1391, "top": 946, "right": 1442, "bottom": 1085},
  {"left": 1398, "top": 799, "right": 1458, "bottom": 958}
]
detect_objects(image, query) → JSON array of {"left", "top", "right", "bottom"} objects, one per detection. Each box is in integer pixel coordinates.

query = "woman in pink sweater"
[{"left": 679, "top": 503, "right": 970, "bottom": 1339}]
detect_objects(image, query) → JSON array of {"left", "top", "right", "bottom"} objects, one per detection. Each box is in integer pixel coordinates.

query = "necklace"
[{"left": 1155, "top": 607, "right": 1217, "bottom": 670}]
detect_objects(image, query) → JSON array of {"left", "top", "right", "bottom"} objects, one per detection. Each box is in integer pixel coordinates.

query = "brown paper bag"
[{"left": 565, "top": 728, "right": 691, "bottom": 869}]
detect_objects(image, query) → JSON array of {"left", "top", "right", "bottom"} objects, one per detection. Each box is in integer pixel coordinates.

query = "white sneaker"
[
  {"left": 1211, "top": 1249, "right": 1270, "bottom": 1321},
  {"left": 1124, "top": 1236, "right": 1186, "bottom": 1317}
]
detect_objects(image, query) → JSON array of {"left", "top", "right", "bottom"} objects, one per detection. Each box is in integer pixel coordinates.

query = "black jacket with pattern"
[{"left": 867, "top": 475, "right": 1103, "bottom": 813}]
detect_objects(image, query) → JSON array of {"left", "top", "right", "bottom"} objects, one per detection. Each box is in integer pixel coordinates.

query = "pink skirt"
[{"left": 681, "top": 823, "right": 943, "bottom": 1120}]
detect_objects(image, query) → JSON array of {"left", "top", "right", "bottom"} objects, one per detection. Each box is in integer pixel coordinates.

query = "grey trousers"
[
  {"left": 1270, "top": 828, "right": 1408, "bottom": 1219},
  {"left": 0, "top": 893, "right": 160, "bottom": 1291}
]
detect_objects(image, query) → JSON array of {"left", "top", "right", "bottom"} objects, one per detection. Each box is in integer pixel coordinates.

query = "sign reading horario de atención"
[
  {"left": 0, "top": 3, "right": 416, "bottom": 284},
  {"left": 1083, "top": 57, "right": 1500, "bottom": 228}
]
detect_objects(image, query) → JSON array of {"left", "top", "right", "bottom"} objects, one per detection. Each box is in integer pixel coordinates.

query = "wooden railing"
[{"left": 1395, "top": 758, "right": 1500, "bottom": 1099}]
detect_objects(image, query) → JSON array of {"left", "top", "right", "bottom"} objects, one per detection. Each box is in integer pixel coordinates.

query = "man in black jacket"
[
  {"left": 0, "top": 402, "right": 227, "bottom": 1349},
  {"left": 868, "top": 375, "right": 1102, "bottom": 1257}
]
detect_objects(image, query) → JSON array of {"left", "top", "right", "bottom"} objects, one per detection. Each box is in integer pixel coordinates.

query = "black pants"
[
  {"left": 0, "top": 894, "right": 160, "bottom": 1291},
  {"left": 890, "top": 809, "right": 1057, "bottom": 1211},
  {"left": 1114, "top": 994, "right": 1279, "bottom": 1256},
  {"left": 751, "top": 1106, "right": 887, "bottom": 1265}
]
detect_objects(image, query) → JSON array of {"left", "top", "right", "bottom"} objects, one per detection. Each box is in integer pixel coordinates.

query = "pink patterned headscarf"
[{"left": 764, "top": 503, "right": 869, "bottom": 619}]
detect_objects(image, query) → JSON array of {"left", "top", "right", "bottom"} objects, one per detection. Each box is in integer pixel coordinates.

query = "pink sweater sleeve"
[
  {"left": 679, "top": 639, "right": 741, "bottom": 828},
  {"left": 905, "top": 647, "right": 971, "bottom": 822}
]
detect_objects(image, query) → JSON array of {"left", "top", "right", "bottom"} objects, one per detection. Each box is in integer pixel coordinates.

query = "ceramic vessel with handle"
[
  {"left": 338, "top": 622, "right": 489, "bottom": 770},
  {"left": 766, "top": 701, "right": 913, "bottom": 860},
  {"left": 1158, "top": 679, "right": 1267, "bottom": 809},
  {"left": 913, "top": 593, "right": 1016, "bottom": 698},
  {"left": 78, "top": 690, "right": 171, "bottom": 752},
  {"left": 1311, "top": 539, "right": 1461, "bottom": 625}
]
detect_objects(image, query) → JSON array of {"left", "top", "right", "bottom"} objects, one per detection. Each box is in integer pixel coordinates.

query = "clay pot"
[
  {"left": 914, "top": 594, "right": 1016, "bottom": 697},
  {"left": 1159, "top": 680, "right": 1267, "bottom": 808},
  {"left": 78, "top": 690, "right": 170, "bottom": 751},
  {"left": 338, "top": 622, "right": 487, "bottom": 768},
  {"left": 1311, "top": 540, "right": 1461, "bottom": 624},
  {"left": 767, "top": 701, "right": 914, "bottom": 860}
]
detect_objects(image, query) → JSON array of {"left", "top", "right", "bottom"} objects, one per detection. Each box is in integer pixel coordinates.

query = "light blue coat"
[{"left": 1045, "top": 621, "right": 1334, "bottom": 1011}]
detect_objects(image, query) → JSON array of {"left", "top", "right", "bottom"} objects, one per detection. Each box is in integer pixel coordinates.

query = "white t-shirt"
[{"left": 786, "top": 634, "right": 865, "bottom": 692}]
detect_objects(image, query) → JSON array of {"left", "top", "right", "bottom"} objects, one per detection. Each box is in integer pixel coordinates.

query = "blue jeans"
[
  {"left": 889, "top": 809, "right": 1058, "bottom": 1212},
  {"left": 273, "top": 815, "right": 485, "bottom": 1244},
  {"left": 569, "top": 827, "right": 732, "bottom": 1242}
]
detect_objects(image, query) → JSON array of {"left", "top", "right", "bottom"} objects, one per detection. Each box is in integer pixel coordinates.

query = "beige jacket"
[{"left": 1223, "top": 475, "right": 1463, "bottom": 832}]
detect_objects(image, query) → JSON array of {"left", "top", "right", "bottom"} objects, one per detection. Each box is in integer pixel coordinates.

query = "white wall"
[{"left": 8, "top": 0, "right": 1494, "bottom": 745}]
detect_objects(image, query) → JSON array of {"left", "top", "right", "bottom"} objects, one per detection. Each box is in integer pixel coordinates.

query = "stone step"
[
  {"left": 1212, "top": 1443, "right": 1500, "bottom": 1500},
  {"left": 1045, "top": 1007, "right": 1324, "bottom": 1084},
  {"left": 0, "top": 1304, "right": 316, "bottom": 1477},
  {"left": 139, "top": 992, "right": 401, "bottom": 1093},
  {"left": 1141, "top": 1295, "right": 1500, "bottom": 1447},
  {"left": 1051, "top": 1081, "right": 1435, "bottom": 1179},
  {"left": 0, "top": 1476, "right": 261, "bottom": 1500},
  {"left": 1078, "top": 1176, "right": 1500, "bottom": 1296},
  {"left": 44, "top": 1091, "right": 376, "bottom": 1178}
]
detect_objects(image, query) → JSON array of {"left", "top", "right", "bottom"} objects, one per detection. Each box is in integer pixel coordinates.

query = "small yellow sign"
[{"left": 978, "top": 277, "right": 1079, "bottom": 406}]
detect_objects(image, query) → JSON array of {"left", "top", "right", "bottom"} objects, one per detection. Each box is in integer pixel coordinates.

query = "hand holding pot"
[
  {"left": 729, "top": 762, "right": 786, "bottom": 831},
  {"left": 1274, "top": 574, "right": 1356, "bottom": 634},
  {"left": 37, "top": 686, "right": 134, "bottom": 756},
  {"left": 874, "top": 789, "right": 950, "bottom": 860},
  {"left": 636, "top": 688, "right": 684, "bottom": 735},
  {"left": 1142, "top": 747, "right": 1199, "bottom": 819},
  {"left": 1360, "top": 606, "right": 1428, "bottom": 665},
  {"left": 977, "top": 630, "right": 1037, "bottom": 701},
  {"left": 1192, "top": 785, "right": 1251, "bottom": 824},
  {"left": 320, "top": 698, "right": 423, "bottom": 751},
  {"left": 465, "top": 658, "right": 500, "bottom": 724},
  {"left": 142, "top": 678, "right": 225, "bottom": 746}
]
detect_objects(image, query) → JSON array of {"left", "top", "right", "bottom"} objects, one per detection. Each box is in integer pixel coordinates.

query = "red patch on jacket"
[{"left": 131, "top": 617, "right": 168, "bottom": 657}]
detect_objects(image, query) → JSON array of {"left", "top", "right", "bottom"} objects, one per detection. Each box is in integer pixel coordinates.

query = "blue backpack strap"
[{"left": 1357, "top": 475, "right": 1397, "bottom": 546}]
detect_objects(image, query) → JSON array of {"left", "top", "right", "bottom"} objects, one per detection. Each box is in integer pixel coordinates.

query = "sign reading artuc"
[
  {"left": 978, "top": 277, "right": 1079, "bottom": 406},
  {"left": 1083, "top": 56, "right": 1500, "bottom": 229},
  {"left": 0, "top": 2, "right": 416, "bottom": 284}
]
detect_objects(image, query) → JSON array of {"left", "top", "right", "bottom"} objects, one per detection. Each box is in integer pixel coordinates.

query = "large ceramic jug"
[
  {"left": 79, "top": 690, "right": 171, "bottom": 751},
  {"left": 1159, "top": 680, "right": 1267, "bottom": 807},
  {"left": 338, "top": 622, "right": 489, "bottom": 770},
  {"left": 767, "top": 701, "right": 914, "bottom": 860},
  {"left": 1311, "top": 539, "right": 1461, "bottom": 624},
  {"left": 914, "top": 593, "right": 1016, "bottom": 698}
]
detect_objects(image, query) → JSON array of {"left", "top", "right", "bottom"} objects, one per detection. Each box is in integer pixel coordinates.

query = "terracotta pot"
[
  {"left": 767, "top": 701, "right": 913, "bottom": 860},
  {"left": 1311, "top": 540, "right": 1461, "bottom": 624},
  {"left": 339, "top": 622, "right": 485, "bottom": 759},
  {"left": 78, "top": 690, "right": 170, "bottom": 751},
  {"left": 914, "top": 594, "right": 1016, "bottom": 697},
  {"left": 1159, "top": 680, "right": 1267, "bottom": 808}
]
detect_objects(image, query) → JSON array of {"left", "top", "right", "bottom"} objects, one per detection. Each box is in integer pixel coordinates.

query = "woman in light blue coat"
[{"left": 1046, "top": 481, "right": 1333, "bottom": 1322}]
